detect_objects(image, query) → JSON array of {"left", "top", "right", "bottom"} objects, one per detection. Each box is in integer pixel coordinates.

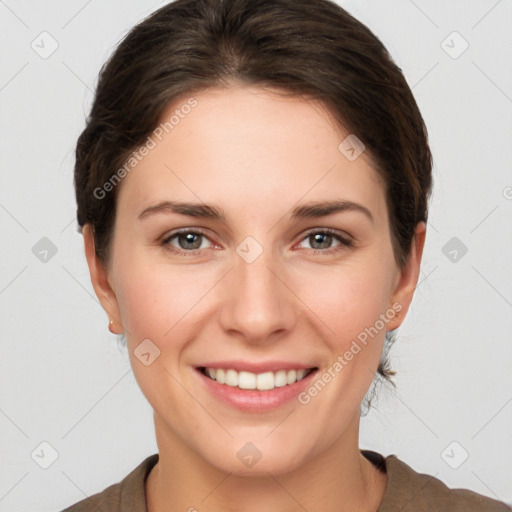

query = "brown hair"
[{"left": 74, "top": 0, "right": 432, "bottom": 399}]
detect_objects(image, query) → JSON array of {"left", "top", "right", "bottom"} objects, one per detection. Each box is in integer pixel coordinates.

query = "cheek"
[
  {"left": 287, "top": 262, "right": 395, "bottom": 445},
  {"left": 112, "top": 258, "right": 217, "bottom": 410},
  {"left": 114, "top": 242, "right": 395, "bottom": 355},
  {"left": 114, "top": 260, "right": 217, "bottom": 343},
  {"left": 292, "top": 258, "right": 394, "bottom": 347}
]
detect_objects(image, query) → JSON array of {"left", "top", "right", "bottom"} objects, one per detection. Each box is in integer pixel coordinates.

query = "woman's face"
[{"left": 86, "top": 85, "right": 424, "bottom": 475}]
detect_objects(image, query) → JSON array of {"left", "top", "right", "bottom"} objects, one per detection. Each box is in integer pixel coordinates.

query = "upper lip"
[{"left": 197, "top": 361, "right": 318, "bottom": 373}]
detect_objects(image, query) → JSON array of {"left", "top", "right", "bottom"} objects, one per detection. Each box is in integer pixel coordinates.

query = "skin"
[{"left": 83, "top": 85, "right": 426, "bottom": 512}]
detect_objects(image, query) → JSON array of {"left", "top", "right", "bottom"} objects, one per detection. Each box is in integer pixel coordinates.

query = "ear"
[
  {"left": 386, "top": 221, "right": 427, "bottom": 331},
  {"left": 82, "top": 224, "right": 123, "bottom": 334}
]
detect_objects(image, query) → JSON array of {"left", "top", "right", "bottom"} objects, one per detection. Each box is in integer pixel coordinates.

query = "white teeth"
[
  {"left": 238, "top": 371, "right": 256, "bottom": 389},
  {"left": 256, "top": 371, "right": 274, "bottom": 390},
  {"left": 202, "top": 367, "right": 312, "bottom": 390},
  {"left": 216, "top": 368, "right": 226, "bottom": 384},
  {"left": 286, "top": 369, "right": 297, "bottom": 385},
  {"left": 274, "top": 370, "right": 288, "bottom": 387},
  {"left": 225, "top": 369, "right": 238, "bottom": 387}
]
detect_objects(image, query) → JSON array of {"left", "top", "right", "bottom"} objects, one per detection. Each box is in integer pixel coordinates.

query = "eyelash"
[{"left": 161, "top": 228, "right": 353, "bottom": 257}]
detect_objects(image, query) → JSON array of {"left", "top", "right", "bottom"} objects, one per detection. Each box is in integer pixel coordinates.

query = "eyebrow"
[
  {"left": 138, "top": 201, "right": 225, "bottom": 221},
  {"left": 138, "top": 199, "right": 374, "bottom": 223},
  {"left": 291, "top": 200, "right": 374, "bottom": 223}
]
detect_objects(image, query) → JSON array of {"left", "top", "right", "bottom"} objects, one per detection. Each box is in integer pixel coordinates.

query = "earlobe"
[
  {"left": 386, "top": 221, "right": 427, "bottom": 331},
  {"left": 82, "top": 224, "right": 123, "bottom": 333}
]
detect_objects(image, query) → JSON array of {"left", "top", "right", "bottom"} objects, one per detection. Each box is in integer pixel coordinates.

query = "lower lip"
[{"left": 195, "top": 368, "right": 318, "bottom": 412}]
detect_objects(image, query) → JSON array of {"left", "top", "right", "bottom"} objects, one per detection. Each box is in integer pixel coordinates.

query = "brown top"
[{"left": 61, "top": 450, "right": 511, "bottom": 512}]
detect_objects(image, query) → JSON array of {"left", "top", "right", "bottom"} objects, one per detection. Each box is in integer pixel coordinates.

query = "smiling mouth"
[{"left": 198, "top": 366, "right": 318, "bottom": 391}]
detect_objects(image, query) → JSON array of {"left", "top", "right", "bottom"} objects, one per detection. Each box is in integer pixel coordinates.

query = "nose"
[{"left": 219, "top": 247, "right": 298, "bottom": 344}]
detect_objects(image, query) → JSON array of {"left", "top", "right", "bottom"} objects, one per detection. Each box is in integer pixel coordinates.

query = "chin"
[{"left": 196, "top": 435, "right": 313, "bottom": 477}]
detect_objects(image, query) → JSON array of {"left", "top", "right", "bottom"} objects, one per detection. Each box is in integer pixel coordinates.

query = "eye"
[
  {"left": 296, "top": 228, "right": 353, "bottom": 253},
  {"left": 160, "top": 227, "right": 353, "bottom": 256},
  {"left": 161, "top": 229, "right": 215, "bottom": 255}
]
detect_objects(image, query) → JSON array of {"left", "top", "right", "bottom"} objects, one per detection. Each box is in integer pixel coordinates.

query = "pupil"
[
  {"left": 180, "top": 233, "right": 201, "bottom": 249},
  {"left": 311, "top": 233, "right": 332, "bottom": 249}
]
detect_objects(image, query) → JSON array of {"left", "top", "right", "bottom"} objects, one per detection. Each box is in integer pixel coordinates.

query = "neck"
[{"left": 146, "top": 412, "right": 387, "bottom": 512}]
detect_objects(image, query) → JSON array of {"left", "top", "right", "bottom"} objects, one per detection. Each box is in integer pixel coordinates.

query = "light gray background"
[{"left": 1, "top": 1, "right": 511, "bottom": 510}]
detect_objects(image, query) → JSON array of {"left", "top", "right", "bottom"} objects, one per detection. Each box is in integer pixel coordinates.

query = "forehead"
[{"left": 116, "top": 86, "right": 387, "bottom": 221}]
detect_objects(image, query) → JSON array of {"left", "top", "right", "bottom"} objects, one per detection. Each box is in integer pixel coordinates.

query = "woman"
[{"left": 63, "top": 0, "right": 510, "bottom": 510}]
